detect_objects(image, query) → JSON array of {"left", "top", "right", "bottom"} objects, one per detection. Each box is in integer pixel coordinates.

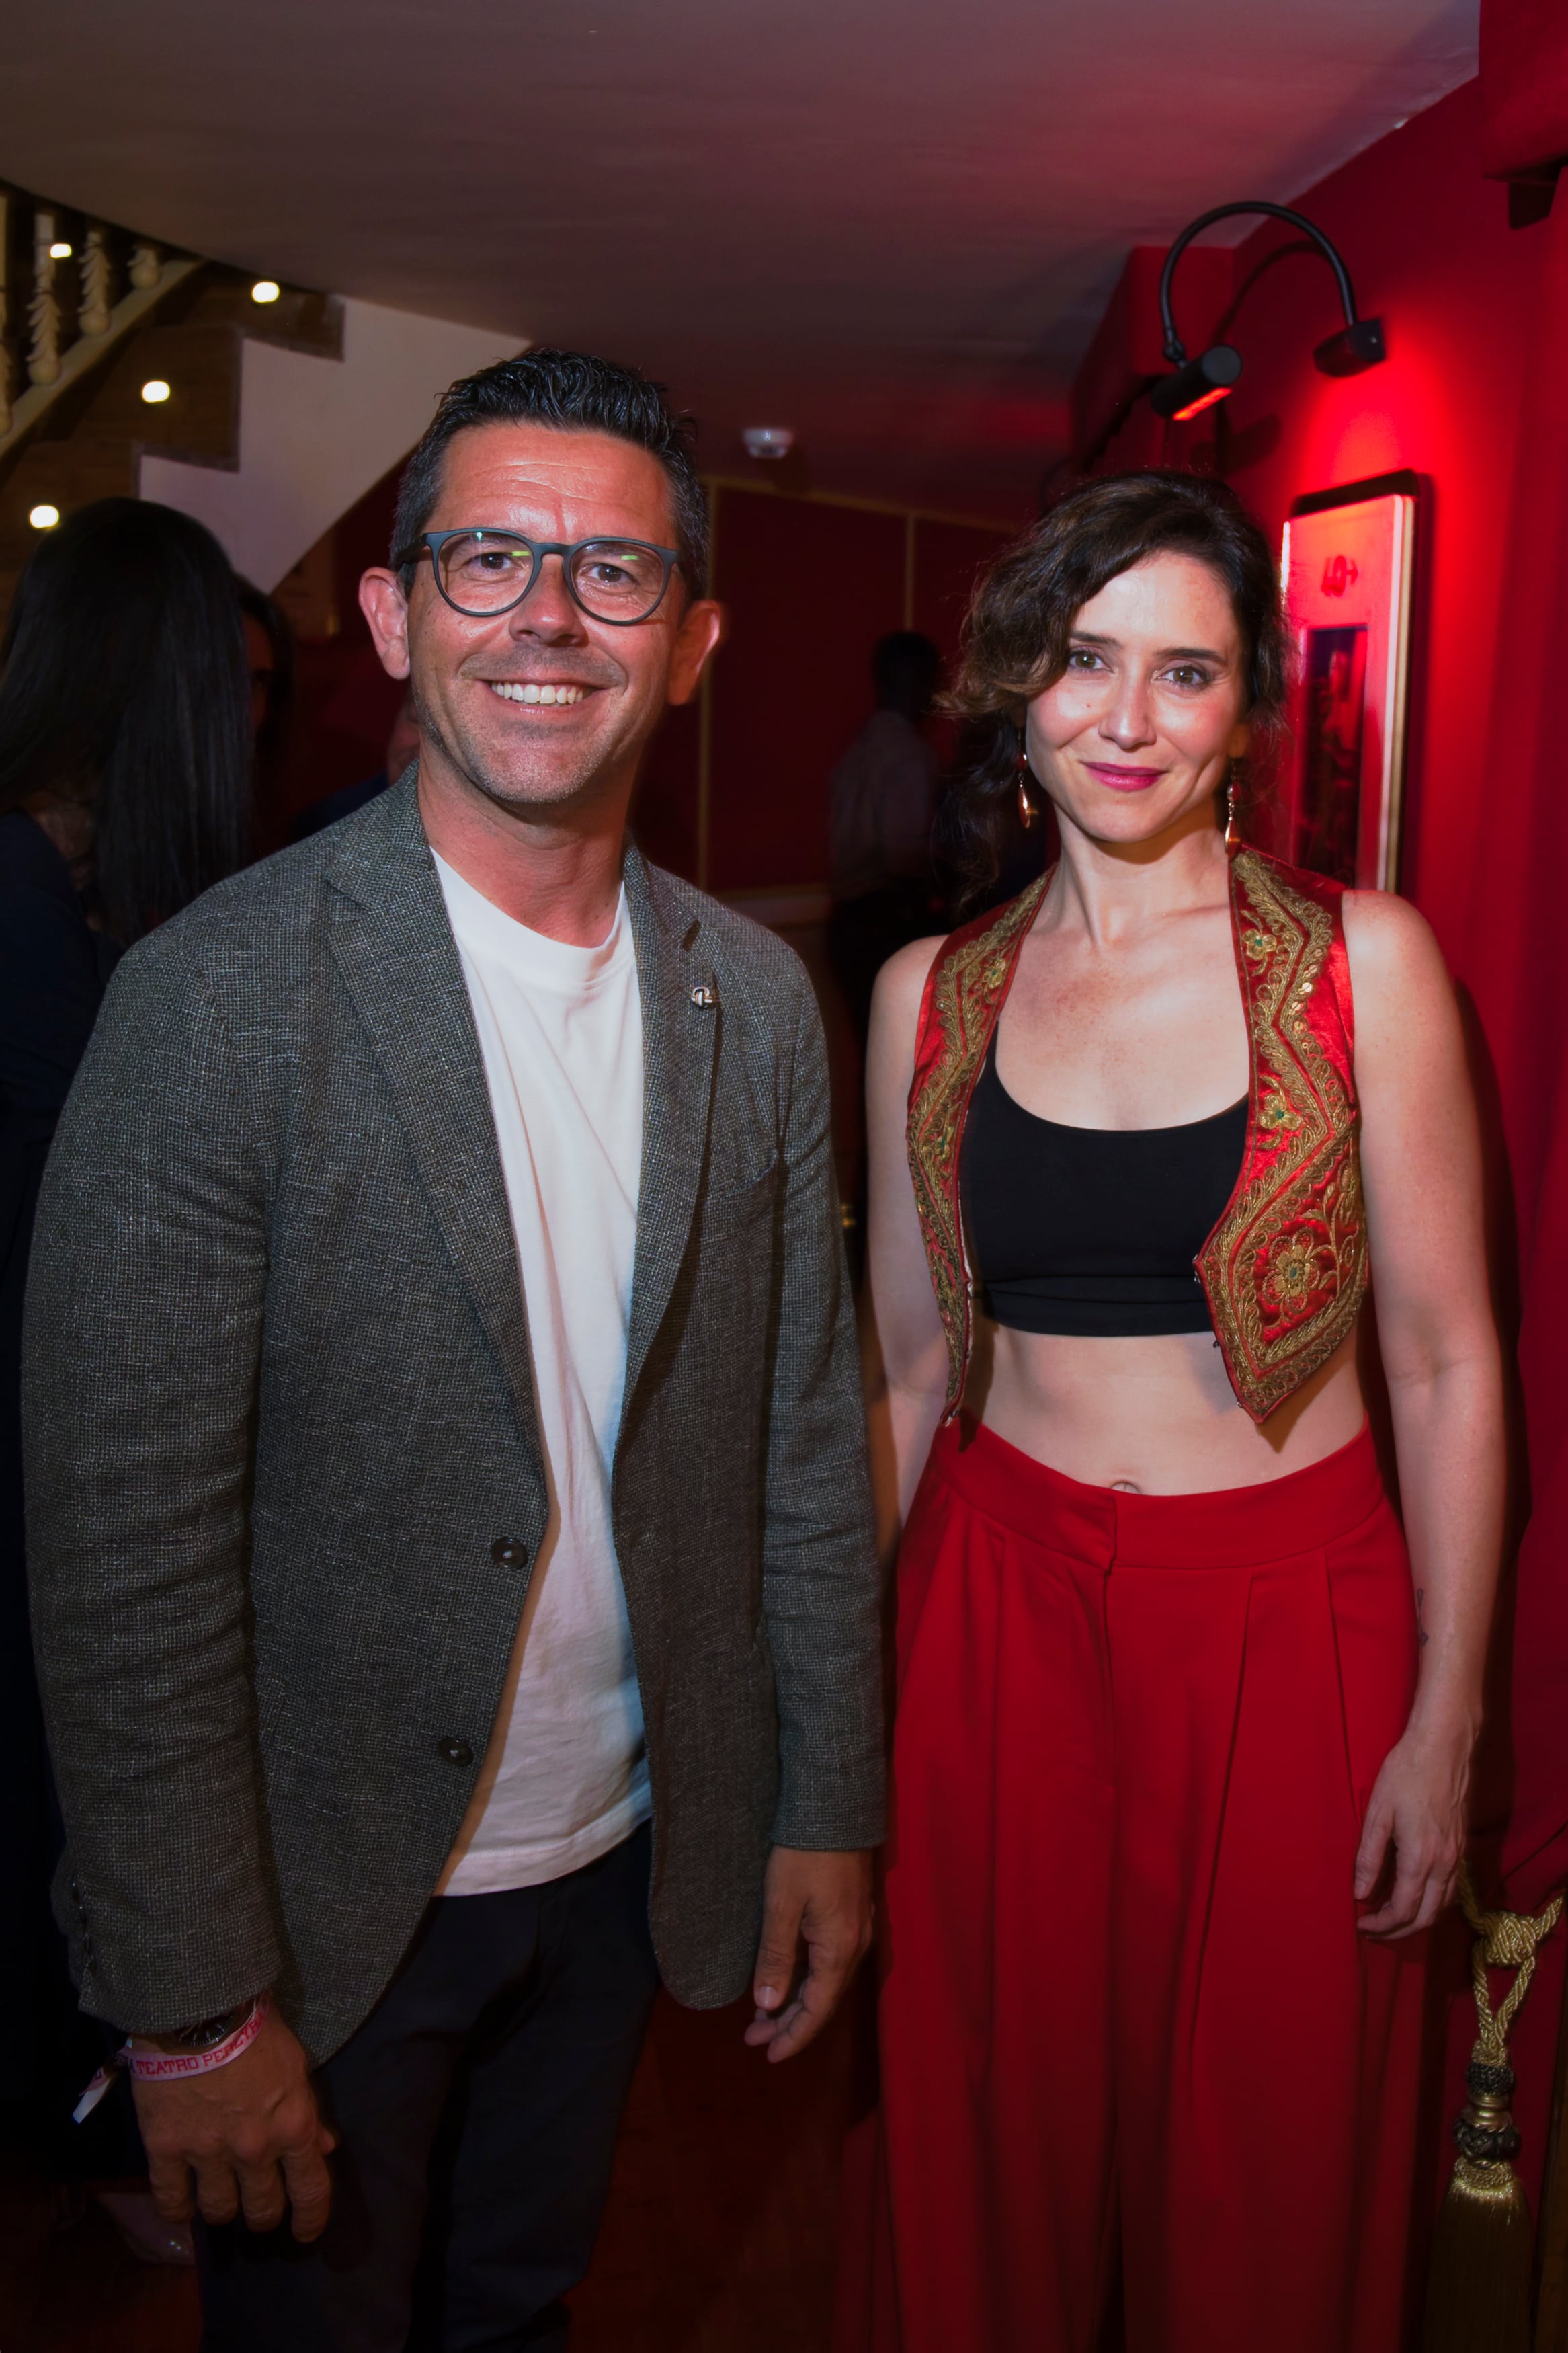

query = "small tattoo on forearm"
[{"left": 1416, "top": 1588, "right": 1430, "bottom": 1647}]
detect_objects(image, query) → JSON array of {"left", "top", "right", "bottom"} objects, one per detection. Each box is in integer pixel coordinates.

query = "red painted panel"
[
  {"left": 630, "top": 699, "right": 701, "bottom": 881},
  {"left": 706, "top": 490, "right": 905, "bottom": 892},
  {"left": 910, "top": 519, "right": 1012, "bottom": 671}
]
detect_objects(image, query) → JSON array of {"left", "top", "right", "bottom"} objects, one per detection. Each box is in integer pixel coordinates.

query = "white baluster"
[
  {"left": 79, "top": 224, "right": 112, "bottom": 336},
  {"left": 28, "top": 209, "right": 61, "bottom": 387}
]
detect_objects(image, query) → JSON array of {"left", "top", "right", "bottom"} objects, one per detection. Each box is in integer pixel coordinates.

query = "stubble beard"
[{"left": 413, "top": 684, "right": 627, "bottom": 819}]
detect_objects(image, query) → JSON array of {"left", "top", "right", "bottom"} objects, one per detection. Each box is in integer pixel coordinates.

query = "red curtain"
[
  {"left": 1452, "top": 1, "right": 1568, "bottom": 2210},
  {"left": 1470, "top": 16, "right": 1568, "bottom": 1917}
]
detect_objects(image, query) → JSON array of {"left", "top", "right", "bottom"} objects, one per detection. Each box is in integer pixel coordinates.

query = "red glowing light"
[{"left": 1171, "top": 384, "right": 1235, "bottom": 423}]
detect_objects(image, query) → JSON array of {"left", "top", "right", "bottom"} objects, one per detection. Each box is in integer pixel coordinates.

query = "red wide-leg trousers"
[{"left": 838, "top": 1419, "right": 1426, "bottom": 2353}]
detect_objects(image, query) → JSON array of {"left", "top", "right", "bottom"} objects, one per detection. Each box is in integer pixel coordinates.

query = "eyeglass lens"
[{"left": 435, "top": 534, "right": 669, "bottom": 621}]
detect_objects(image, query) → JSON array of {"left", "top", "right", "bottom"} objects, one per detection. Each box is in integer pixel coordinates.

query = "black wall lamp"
[{"left": 1151, "top": 201, "right": 1386, "bottom": 422}]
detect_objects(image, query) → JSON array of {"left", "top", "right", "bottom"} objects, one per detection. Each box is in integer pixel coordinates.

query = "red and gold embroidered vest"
[{"left": 906, "top": 847, "right": 1368, "bottom": 1425}]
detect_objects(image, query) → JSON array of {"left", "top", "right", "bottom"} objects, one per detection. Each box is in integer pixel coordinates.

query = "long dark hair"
[
  {"left": 941, "top": 470, "right": 1288, "bottom": 906},
  {"left": 0, "top": 498, "right": 252, "bottom": 940}
]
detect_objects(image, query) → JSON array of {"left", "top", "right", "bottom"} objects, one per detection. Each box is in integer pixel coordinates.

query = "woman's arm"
[
  {"left": 864, "top": 935, "right": 951, "bottom": 1528},
  {"left": 1344, "top": 889, "right": 1505, "bottom": 1938}
]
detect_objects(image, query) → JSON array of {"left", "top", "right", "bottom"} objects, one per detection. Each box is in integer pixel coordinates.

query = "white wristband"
[{"left": 73, "top": 1994, "right": 270, "bottom": 2123}]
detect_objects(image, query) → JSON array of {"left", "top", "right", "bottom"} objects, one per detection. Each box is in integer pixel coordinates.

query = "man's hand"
[
  {"left": 133, "top": 2007, "right": 337, "bottom": 2241},
  {"left": 744, "top": 1847, "right": 874, "bottom": 2063}
]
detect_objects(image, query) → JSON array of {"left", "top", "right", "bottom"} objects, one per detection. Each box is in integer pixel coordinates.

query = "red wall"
[
  {"left": 1083, "top": 77, "right": 1548, "bottom": 973},
  {"left": 708, "top": 493, "right": 907, "bottom": 892}
]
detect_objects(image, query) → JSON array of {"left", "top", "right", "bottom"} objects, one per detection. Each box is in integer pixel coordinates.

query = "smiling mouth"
[
  {"left": 1082, "top": 761, "right": 1166, "bottom": 789},
  {"left": 487, "top": 681, "right": 590, "bottom": 707}
]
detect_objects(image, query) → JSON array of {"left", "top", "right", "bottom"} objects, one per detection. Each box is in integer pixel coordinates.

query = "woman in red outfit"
[{"left": 841, "top": 473, "right": 1503, "bottom": 2353}]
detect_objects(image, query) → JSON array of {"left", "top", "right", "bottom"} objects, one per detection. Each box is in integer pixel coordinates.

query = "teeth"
[{"left": 489, "top": 681, "right": 585, "bottom": 705}]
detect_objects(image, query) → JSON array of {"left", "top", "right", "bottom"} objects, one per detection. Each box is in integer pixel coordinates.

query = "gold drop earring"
[{"left": 1017, "top": 744, "right": 1038, "bottom": 831}]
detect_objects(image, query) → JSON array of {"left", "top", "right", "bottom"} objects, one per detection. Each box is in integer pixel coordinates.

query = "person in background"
[
  {"left": 0, "top": 497, "right": 251, "bottom": 2251},
  {"left": 292, "top": 686, "right": 421, "bottom": 839},
  {"left": 237, "top": 577, "right": 295, "bottom": 755},
  {"left": 827, "top": 629, "right": 943, "bottom": 1047},
  {"left": 24, "top": 350, "right": 882, "bottom": 2350},
  {"left": 237, "top": 578, "right": 296, "bottom": 841}
]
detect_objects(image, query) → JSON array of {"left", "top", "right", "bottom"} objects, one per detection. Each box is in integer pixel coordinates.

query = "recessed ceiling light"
[
  {"left": 49, "top": 240, "right": 73, "bottom": 260},
  {"left": 741, "top": 426, "right": 795, "bottom": 461},
  {"left": 140, "top": 379, "right": 172, "bottom": 405},
  {"left": 29, "top": 504, "right": 60, "bottom": 530},
  {"left": 251, "top": 280, "right": 280, "bottom": 305}
]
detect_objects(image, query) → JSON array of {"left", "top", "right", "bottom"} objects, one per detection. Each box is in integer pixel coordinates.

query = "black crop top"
[{"left": 960, "top": 1039, "right": 1248, "bottom": 1337}]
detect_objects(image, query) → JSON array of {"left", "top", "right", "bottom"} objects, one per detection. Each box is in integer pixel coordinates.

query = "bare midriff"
[{"left": 968, "top": 1318, "right": 1365, "bottom": 1495}]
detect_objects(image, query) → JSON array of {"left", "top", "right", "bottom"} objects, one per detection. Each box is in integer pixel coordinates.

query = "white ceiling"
[{"left": 3, "top": 0, "right": 1478, "bottom": 518}]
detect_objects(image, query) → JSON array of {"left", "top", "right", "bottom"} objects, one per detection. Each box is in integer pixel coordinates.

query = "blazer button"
[
  {"left": 436, "top": 1737, "right": 474, "bottom": 1769},
  {"left": 491, "top": 1536, "right": 525, "bottom": 1567}
]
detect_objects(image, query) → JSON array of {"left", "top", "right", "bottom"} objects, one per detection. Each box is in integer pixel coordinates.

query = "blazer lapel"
[
  {"left": 622, "top": 845, "right": 718, "bottom": 1417},
  {"left": 321, "top": 779, "right": 541, "bottom": 1465}
]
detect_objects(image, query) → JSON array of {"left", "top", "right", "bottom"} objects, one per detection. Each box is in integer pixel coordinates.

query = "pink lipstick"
[{"left": 1081, "top": 762, "right": 1165, "bottom": 792}]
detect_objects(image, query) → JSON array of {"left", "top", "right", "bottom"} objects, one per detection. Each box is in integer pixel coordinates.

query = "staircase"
[{"left": 0, "top": 179, "right": 341, "bottom": 616}]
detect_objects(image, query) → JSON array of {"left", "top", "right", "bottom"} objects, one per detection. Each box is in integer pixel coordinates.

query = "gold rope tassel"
[{"left": 1423, "top": 1866, "right": 1564, "bottom": 2353}]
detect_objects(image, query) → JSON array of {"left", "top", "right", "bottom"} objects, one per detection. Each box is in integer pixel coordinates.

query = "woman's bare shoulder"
[
  {"left": 878, "top": 930, "right": 948, "bottom": 1006},
  {"left": 870, "top": 932, "right": 948, "bottom": 1043},
  {"left": 1341, "top": 887, "right": 1450, "bottom": 1008}
]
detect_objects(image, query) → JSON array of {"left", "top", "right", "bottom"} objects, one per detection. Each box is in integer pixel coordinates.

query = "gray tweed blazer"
[{"left": 22, "top": 776, "right": 882, "bottom": 2061}]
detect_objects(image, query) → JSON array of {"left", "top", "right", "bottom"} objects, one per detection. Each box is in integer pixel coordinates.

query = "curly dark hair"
[{"left": 942, "top": 469, "right": 1288, "bottom": 904}]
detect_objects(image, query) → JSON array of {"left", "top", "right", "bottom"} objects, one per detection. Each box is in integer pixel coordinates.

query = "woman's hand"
[{"left": 1354, "top": 1720, "right": 1473, "bottom": 1938}]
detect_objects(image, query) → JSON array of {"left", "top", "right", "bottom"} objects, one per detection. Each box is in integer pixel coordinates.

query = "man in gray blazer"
[{"left": 24, "top": 349, "right": 882, "bottom": 2349}]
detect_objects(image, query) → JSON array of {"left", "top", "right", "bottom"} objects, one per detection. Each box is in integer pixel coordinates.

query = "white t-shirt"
[{"left": 434, "top": 854, "right": 650, "bottom": 1894}]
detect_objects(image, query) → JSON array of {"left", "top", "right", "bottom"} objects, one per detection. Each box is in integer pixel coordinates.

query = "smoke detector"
[{"left": 741, "top": 426, "right": 796, "bottom": 461}]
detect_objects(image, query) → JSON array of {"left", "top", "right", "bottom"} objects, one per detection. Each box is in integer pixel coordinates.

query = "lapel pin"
[{"left": 690, "top": 984, "right": 716, "bottom": 1008}]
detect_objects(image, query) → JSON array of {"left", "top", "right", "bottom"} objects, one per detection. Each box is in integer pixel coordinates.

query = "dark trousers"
[{"left": 197, "top": 1825, "right": 658, "bottom": 2352}]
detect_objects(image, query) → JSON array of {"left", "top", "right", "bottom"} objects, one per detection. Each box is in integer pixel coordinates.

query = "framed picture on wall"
[{"left": 1272, "top": 470, "right": 1417, "bottom": 891}]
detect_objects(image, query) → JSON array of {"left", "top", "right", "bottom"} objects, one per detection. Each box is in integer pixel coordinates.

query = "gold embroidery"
[
  {"left": 1196, "top": 852, "right": 1367, "bottom": 1420},
  {"left": 906, "top": 873, "right": 1051, "bottom": 1415},
  {"left": 908, "top": 850, "right": 1366, "bottom": 1428},
  {"left": 1255, "top": 1077, "right": 1303, "bottom": 1146},
  {"left": 1261, "top": 1232, "right": 1319, "bottom": 1313}
]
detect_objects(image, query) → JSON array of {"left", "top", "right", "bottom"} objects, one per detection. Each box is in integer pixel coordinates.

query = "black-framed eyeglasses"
[{"left": 393, "top": 530, "right": 682, "bottom": 625}]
